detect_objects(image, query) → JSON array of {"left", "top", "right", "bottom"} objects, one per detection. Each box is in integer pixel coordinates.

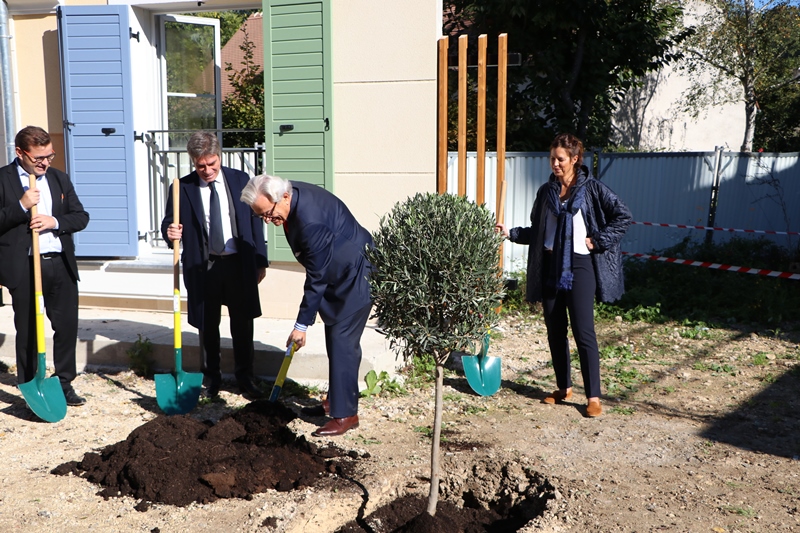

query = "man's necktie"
[{"left": 209, "top": 181, "right": 225, "bottom": 254}]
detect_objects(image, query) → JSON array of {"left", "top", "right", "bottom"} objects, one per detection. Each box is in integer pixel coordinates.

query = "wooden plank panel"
[
  {"left": 272, "top": 65, "right": 322, "bottom": 81},
  {"left": 272, "top": 52, "right": 322, "bottom": 68},
  {"left": 273, "top": 93, "right": 321, "bottom": 107},
  {"left": 271, "top": 12, "right": 322, "bottom": 29},
  {"left": 273, "top": 106, "right": 323, "bottom": 121},
  {"left": 273, "top": 79, "right": 323, "bottom": 94},
  {"left": 272, "top": 26, "right": 321, "bottom": 42}
]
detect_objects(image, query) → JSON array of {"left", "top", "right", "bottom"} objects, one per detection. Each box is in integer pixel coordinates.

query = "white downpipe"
[{"left": 0, "top": 1, "right": 15, "bottom": 164}]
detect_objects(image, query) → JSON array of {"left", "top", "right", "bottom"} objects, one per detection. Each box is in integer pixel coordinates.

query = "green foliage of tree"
[
  {"left": 366, "top": 192, "right": 504, "bottom": 516},
  {"left": 755, "top": 81, "right": 800, "bottom": 151},
  {"left": 221, "top": 26, "right": 265, "bottom": 148},
  {"left": 445, "top": 0, "right": 691, "bottom": 150},
  {"left": 191, "top": 10, "right": 255, "bottom": 46},
  {"left": 753, "top": 5, "right": 800, "bottom": 151},
  {"left": 681, "top": 0, "right": 800, "bottom": 152}
]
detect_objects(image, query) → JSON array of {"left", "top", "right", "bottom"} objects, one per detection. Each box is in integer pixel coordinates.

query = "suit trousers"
[
  {"left": 199, "top": 253, "right": 255, "bottom": 383},
  {"left": 541, "top": 253, "right": 601, "bottom": 398},
  {"left": 325, "top": 301, "right": 372, "bottom": 419},
  {"left": 12, "top": 254, "right": 79, "bottom": 388}
]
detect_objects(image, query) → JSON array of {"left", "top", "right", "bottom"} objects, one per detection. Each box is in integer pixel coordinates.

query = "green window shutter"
[{"left": 263, "top": 0, "right": 333, "bottom": 262}]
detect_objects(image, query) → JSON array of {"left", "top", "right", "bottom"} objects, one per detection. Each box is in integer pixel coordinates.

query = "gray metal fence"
[{"left": 448, "top": 150, "right": 800, "bottom": 274}]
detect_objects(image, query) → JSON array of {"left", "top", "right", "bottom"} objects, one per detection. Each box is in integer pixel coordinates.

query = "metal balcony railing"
[{"left": 142, "top": 129, "right": 266, "bottom": 247}]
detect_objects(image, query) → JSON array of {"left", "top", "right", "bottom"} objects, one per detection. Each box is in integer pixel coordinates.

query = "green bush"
[
  {"left": 618, "top": 236, "right": 800, "bottom": 325},
  {"left": 366, "top": 192, "right": 505, "bottom": 365},
  {"left": 128, "top": 334, "right": 154, "bottom": 378}
]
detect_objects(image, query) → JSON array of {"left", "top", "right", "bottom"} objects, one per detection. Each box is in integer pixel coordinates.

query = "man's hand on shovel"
[{"left": 287, "top": 328, "right": 306, "bottom": 350}]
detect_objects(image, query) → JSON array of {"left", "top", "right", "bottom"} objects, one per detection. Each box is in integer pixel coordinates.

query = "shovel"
[
  {"left": 18, "top": 175, "right": 67, "bottom": 422},
  {"left": 155, "top": 178, "right": 203, "bottom": 415},
  {"left": 269, "top": 343, "right": 297, "bottom": 402},
  {"left": 462, "top": 179, "right": 507, "bottom": 396}
]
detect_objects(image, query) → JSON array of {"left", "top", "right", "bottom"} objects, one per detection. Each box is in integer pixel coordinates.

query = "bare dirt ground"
[{"left": 0, "top": 312, "right": 798, "bottom": 532}]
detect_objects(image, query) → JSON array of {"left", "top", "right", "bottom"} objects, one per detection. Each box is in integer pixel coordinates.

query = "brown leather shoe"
[
  {"left": 586, "top": 399, "right": 602, "bottom": 417},
  {"left": 542, "top": 389, "right": 573, "bottom": 404},
  {"left": 312, "top": 415, "right": 359, "bottom": 437}
]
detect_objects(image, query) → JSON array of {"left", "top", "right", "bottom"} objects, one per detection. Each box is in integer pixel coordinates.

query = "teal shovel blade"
[
  {"left": 462, "top": 333, "right": 501, "bottom": 396},
  {"left": 19, "top": 352, "right": 67, "bottom": 422},
  {"left": 155, "top": 348, "right": 203, "bottom": 415}
]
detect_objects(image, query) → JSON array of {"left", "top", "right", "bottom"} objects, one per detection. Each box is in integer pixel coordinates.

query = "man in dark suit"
[
  {"left": 161, "top": 131, "right": 268, "bottom": 398},
  {"left": 0, "top": 126, "right": 90, "bottom": 406},
  {"left": 240, "top": 174, "right": 373, "bottom": 437}
]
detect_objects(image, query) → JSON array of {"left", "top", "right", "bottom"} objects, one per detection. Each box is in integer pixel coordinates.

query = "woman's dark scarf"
[{"left": 545, "top": 170, "right": 587, "bottom": 291}]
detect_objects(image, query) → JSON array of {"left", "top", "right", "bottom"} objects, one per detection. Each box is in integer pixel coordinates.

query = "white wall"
[
  {"left": 611, "top": 0, "right": 746, "bottom": 152},
  {"left": 612, "top": 64, "right": 745, "bottom": 152},
  {"left": 331, "top": 0, "right": 440, "bottom": 233}
]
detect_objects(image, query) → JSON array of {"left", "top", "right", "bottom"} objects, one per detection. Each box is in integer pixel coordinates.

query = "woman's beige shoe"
[
  {"left": 542, "top": 389, "right": 573, "bottom": 404},
  {"left": 586, "top": 399, "right": 602, "bottom": 417}
]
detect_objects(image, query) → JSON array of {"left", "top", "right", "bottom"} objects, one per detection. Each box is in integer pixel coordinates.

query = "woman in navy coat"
[{"left": 498, "top": 133, "right": 632, "bottom": 417}]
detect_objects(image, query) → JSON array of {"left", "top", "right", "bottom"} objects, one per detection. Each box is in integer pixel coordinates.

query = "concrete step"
[
  {"left": 0, "top": 254, "right": 400, "bottom": 388},
  {"left": 0, "top": 297, "right": 399, "bottom": 391}
]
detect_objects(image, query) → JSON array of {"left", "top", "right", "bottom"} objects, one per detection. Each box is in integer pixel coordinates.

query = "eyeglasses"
[
  {"left": 253, "top": 201, "right": 278, "bottom": 221},
  {"left": 23, "top": 150, "right": 56, "bottom": 164}
]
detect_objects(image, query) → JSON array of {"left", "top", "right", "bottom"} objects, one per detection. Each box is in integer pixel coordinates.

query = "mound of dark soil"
[{"left": 52, "top": 401, "right": 354, "bottom": 506}]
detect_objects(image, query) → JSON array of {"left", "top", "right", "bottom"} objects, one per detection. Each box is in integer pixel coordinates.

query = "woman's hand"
[
  {"left": 585, "top": 237, "right": 594, "bottom": 251},
  {"left": 495, "top": 223, "right": 509, "bottom": 238}
]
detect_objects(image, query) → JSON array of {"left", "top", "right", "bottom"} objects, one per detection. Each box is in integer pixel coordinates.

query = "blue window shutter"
[{"left": 58, "top": 5, "right": 138, "bottom": 257}]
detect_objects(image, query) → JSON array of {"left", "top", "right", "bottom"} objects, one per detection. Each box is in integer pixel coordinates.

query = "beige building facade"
[{"left": 0, "top": 0, "right": 442, "bottom": 320}]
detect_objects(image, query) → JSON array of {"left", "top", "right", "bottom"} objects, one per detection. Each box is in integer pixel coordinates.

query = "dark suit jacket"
[
  {"left": 0, "top": 162, "right": 89, "bottom": 289},
  {"left": 161, "top": 167, "right": 268, "bottom": 330},
  {"left": 285, "top": 181, "right": 373, "bottom": 326}
]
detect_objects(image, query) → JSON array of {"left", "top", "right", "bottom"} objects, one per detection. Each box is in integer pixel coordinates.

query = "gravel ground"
[{"left": 0, "top": 313, "right": 799, "bottom": 532}]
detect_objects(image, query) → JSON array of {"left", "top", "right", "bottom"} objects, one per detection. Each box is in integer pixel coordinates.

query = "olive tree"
[{"left": 366, "top": 192, "right": 505, "bottom": 516}]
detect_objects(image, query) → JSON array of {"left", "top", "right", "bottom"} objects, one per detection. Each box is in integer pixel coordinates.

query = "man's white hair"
[{"left": 240, "top": 174, "right": 292, "bottom": 206}]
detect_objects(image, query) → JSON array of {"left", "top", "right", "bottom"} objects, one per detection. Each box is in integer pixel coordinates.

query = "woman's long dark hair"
[{"left": 550, "top": 133, "right": 584, "bottom": 167}]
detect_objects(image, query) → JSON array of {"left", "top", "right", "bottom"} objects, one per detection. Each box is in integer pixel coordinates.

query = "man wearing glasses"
[
  {"left": 240, "top": 174, "right": 373, "bottom": 437},
  {"left": 0, "top": 126, "right": 89, "bottom": 406},
  {"left": 161, "top": 131, "right": 268, "bottom": 399}
]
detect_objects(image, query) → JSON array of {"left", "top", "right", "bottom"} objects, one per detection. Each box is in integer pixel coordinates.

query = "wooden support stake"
[
  {"left": 437, "top": 36, "right": 448, "bottom": 194},
  {"left": 497, "top": 33, "right": 508, "bottom": 271},
  {"left": 457, "top": 35, "right": 468, "bottom": 197},
  {"left": 476, "top": 35, "right": 487, "bottom": 205}
]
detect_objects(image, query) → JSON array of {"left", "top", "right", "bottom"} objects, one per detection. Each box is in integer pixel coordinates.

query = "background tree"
[
  {"left": 221, "top": 26, "right": 265, "bottom": 148},
  {"left": 680, "top": 0, "right": 800, "bottom": 152},
  {"left": 366, "top": 193, "right": 504, "bottom": 518},
  {"left": 193, "top": 10, "right": 253, "bottom": 46},
  {"left": 753, "top": 4, "right": 800, "bottom": 151},
  {"left": 445, "top": 0, "right": 690, "bottom": 150}
]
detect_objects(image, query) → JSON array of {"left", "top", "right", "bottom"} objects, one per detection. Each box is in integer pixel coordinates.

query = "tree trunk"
[
  {"left": 426, "top": 362, "right": 444, "bottom": 516},
  {"left": 741, "top": 91, "right": 757, "bottom": 152},
  {"left": 740, "top": 0, "right": 756, "bottom": 152}
]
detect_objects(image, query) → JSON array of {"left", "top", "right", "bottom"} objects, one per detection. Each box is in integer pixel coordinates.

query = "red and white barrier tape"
[
  {"left": 632, "top": 221, "right": 800, "bottom": 236},
  {"left": 623, "top": 252, "right": 800, "bottom": 280}
]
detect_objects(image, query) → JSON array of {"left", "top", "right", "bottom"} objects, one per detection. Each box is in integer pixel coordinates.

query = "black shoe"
[
  {"left": 204, "top": 376, "right": 222, "bottom": 398},
  {"left": 237, "top": 377, "right": 264, "bottom": 398},
  {"left": 63, "top": 388, "right": 86, "bottom": 407}
]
